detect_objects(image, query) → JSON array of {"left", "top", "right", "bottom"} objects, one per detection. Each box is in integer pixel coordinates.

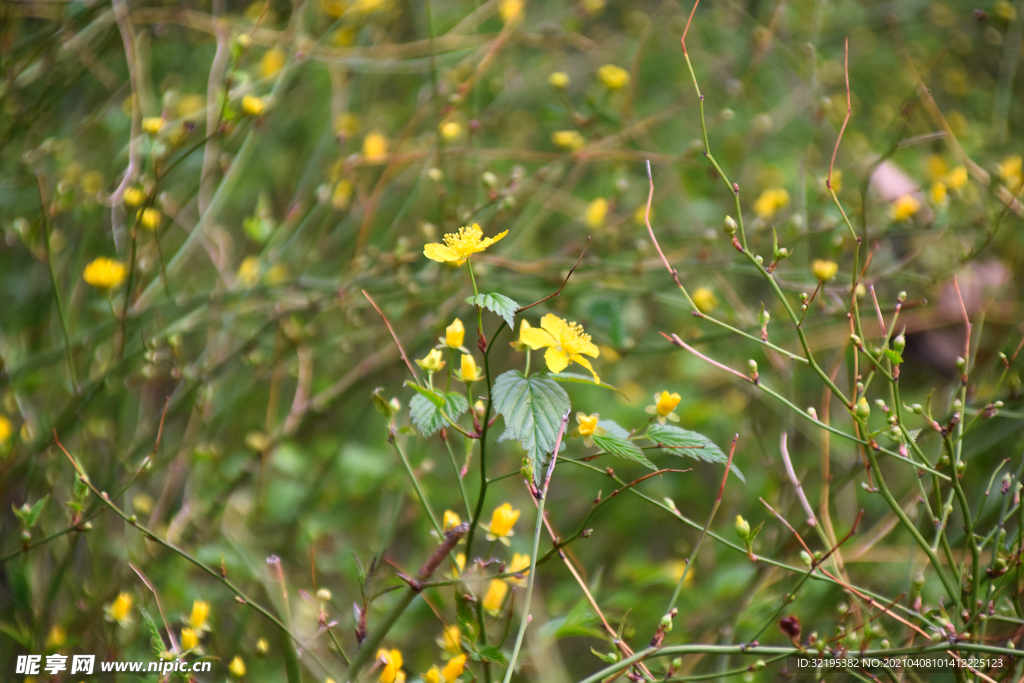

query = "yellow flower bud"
[
  {"left": 482, "top": 579, "right": 508, "bottom": 615},
  {"left": 84, "top": 258, "right": 128, "bottom": 289},
  {"left": 123, "top": 187, "right": 146, "bottom": 207},
  {"left": 548, "top": 71, "right": 570, "bottom": 89},
  {"left": 107, "top": 592, "right": 133, "bottom": 625},
  {"left": 486, "top": 503, "right": 519, "bottom": 540},
  {"left": 441, "top": 654, "right": 467, "bottom": 683},
  {"left": 142, "top": 117, "right": 164, "bottom": 135},
  {"left": 256, "top": 637, "right": 270, "bottom": 654},
  {"left": 443, "top": 510, "right": 461, "bottom": 533},
  {"left": 189, "top": 600, "right": 210, "bottom": 630},
  {"left": 597, "top": 64, "right": 629, "bottom": 90},
  {"left": 585, "top": 198, "right": 608, "bottom": 229},
  {"left": 363, "top": 132, "right": 389, "bottom": 161},
  {"left": 811, "top": 259, "right": 838, "bottom": 282},
  {"left": 735, "top": 515, "right": 750, "bottom": 540},
  {"left": 576, "top": 412, "right": 600, "bottom": 436},
  {"left": 138, "top": 208, "right": 161, "bottom": 230},
  {"left": 181, "top": 628, "right": 198, "bottom": 650},
  {"left": 242, "top": 95, "right": 266, "bottom": 116},
  {"left": 946, "top": 166, "right": 968, "bottom": 191},
  {"left": 229, "top": 656, "right": 246, "bottom": 677},
  {"left": 376, "top": 648, "right": 403, "bottom": 683},
  {"left": 416, "top": 349, "right": 446, "bottom": 373},
  {"left": 424, "top": 667, "right": 441, "bottom": 683},
  {"left": 46, "top": 625, "right": 67, "bottom": 648},
  {"left": 692, "top": 287, "right": 717, "bottom": 313},
  {"left": 445, "top": 318, "right": 465, "bottom": 348}
]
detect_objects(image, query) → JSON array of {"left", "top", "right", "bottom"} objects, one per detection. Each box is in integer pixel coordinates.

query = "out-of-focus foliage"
[{"left": 2, "top": 0, "right": 1024, "bottom": 681}]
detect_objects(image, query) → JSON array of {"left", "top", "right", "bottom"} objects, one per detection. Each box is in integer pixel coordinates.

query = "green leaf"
[
  {"left": 491, "top": 370, "right": 571, "bottom": 480},
  {"left": 138, "top": 606, "right": 167, "bottom": 658},
  {"left": 405, "top": 381, "right": 446, "bottom": 408},
  {"left": 591, "top": 647, "right": 620, "bottom": 664},
  {"left": 0, "top": 622, "right": 31, "bottom": 647},
  {"left": 883, "top": 349, "right": 903, "bottom": 365},
  {"left": 25, "top": 496, "right": 48, "bottom": 527},
  {"left": 591, "top": 427, "right": 656, "bottom": 470},
  {"left": 645, "top": 424, "right": 744, "bottom": 482},
  {"left": 550, "top": 372, "right": 628, "bottom": 398},
  {"left": 472, "top": 644, "right": 508, "bottom": 666},
  {"left": 410, "top": 392, "right": 468, "bottom": 437},
  {"left": 466, "top": 293, "right": 519, "bottom": 328}
]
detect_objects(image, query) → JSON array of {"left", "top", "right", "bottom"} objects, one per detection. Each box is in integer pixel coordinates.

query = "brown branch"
[
  {"left": 518, "top": 237, "right": 590, "bottom": 313},
  {"left": 828, "top": 37, "right": 851, "bottom": 190},
  {"left": 661, "top": 332, "right": 752, "bottom": 383},
  {"left": 361, "top": 289, "right": 420, "bottom": 383},
  {"left": 952, "top": 275, "right": 972, "bottom": 382},
  {"left": 780, "top": 433, "right": 817, "bottom": 527}
]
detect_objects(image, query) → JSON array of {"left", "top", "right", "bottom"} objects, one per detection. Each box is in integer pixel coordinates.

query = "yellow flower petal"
[
  {"left": 544, "top": 347, "right": 571, "bottom": 374},
  {"left": 519, "top": 326, "right": 556, "bottom": 350},
  {"left": 424, "top": 243, "right": 460, "bottom": 263}
]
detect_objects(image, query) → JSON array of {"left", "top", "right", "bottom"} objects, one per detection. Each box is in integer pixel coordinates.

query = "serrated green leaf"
[
  {"left": 491, "top": 370, "right": 571, "bottom": 480},
  {"left": 550, "top": 372, "right": 628, "bottom": 398},
  {"left": 410, "top": 392, "right": 468, "bottom": 437},
  {"left": 473, "top": 644, "right": 508, "bottom": 666},
  {"left": 405, "top": 381, "right": 446, "bottom": 408},
  {"left": 591, "top": 433, "right": 656, "bottom": 470},
  {"left": 883, "top": 349, "right": 903, "bottom": 365},
  {"left": 466, "top": 293, "right": 519, "bottom": 328},
  {"left": 645, "top": 424, "right": 744, "bottom": 482},
  {"left": 138, "top": 606, "right": 166, "bottom": 658}
]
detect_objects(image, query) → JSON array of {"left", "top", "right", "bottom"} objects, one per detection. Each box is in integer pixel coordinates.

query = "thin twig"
[
  {"left": 362, "top": 289, "right": 421, "bottom": 382},
  {"left": 517, "top": 238, "right": 590, "bottom": 313},
  {"left": 780, "top": 433, "right": 817, "bottom": 527},
  {"left": 828, "top": 37, "right": 851, "bottom": 190}
]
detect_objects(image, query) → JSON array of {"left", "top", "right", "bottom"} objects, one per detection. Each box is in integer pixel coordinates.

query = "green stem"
[{"left": 38, "top": 179, "right": 78, "bottom": 393}]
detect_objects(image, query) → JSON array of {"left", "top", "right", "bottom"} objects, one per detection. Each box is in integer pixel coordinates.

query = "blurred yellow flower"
[
  {"left": 552, "top": 130, "right": 585, "bottom": 151},
  {"left": 106, "top": 592, "right": 133, "bottom": 626},
  {"left": 441, "top": 654, "right": 466, "bottom": 683},
  {"left": 811, "top": 259, "right": 838, "bottom": 282},
  {"left": 585, "top": 198, "right": 608, "bottom": 228},
  {"left": 668, "top": 560, "right": 695, "bottom": 586},
  {"left": 229, "top": 656, "right": 246, "bottom": 677},
  {"left": 890, "top": 194, "right": 921, "bottom": 221},
  {"left": 84, "top": 258, "right": 128, "bottom": 289},
  {"left": 439, "top": 121, "right": 461, "bottom": 140},
  {"left": 46, "top": 625, "right": 66, "bottom": 648},
  {"left": 334, "top": 112, "right": 361, "bottom": 138},
  {"left": 0, "top": 415, "right": 12, "bottom": 444},
  {"left": 181, "top": 628, "right": 198, "bottom": 650},
  {"left": 508, "top": 552, "right": 531, "bottom": 587},
  {"left": 237, "top": 256, "right": 261, "bottom": 288},
  {"left": 445, "top": 318, "right": 465, "bottom": 348},
  {"left": 376, "top": 648, "right": 403, "bottom": 683},
  {"left": 350, "top": 0, "right": 392, "bottom": 14},
  {"left": 321, "top": 0, "right": 348, "bottom": 16},
  {"left": 925, "top": 154, "right": 948, "bottom": 181},
  {"left": 416, "top": 349, "right": 446, "bottom": 373},
  {"left": 519, "top": 313, "right": 600, "bottom": 382},
  {"left": 753, "top": 188, "right": 790, "bottom": 218},
  {"left": 509, "top": 319, "right": 532, "bottom": 351},
  {"left": 189, "top": 600, "right": 210, "bottom": 631},
  {"left": 484, "top": 502, "right": 519, "bottom": 544},
  {"left": 423, "top": 223, "right": 508, "bottom": 265},
  {"left": 597, "top": 64, "right": 629, "bottom": 90},
  {"left": 264, "top": 263, "right": 289, "bottom": 286},
  {"left": 692, "top": 287, "right": 717, "bottom": 313},
  {"left": 998, "top": 154, "right": 1023, "bottom": 191},
  {"left": 634, "top": 205, "right": 650, "bottom": 225},
  {"left": 142, "top": 117, "right": 164, "bottom": 135},
  {"left": 438, "top": 624, "right": 461, "bottom": 654},
  {"left": 138, "top": 208, "right": 161, "bottom": 230},
  {"left": 482, "top": 579, "right": 508, "bottom": 615},
  {"left": 946, "top": 165, "right": 968, "bottom": 191},
  {"left": 583, "top": 0, "right": 604, "bottom": 15},
  {"left": 260, "top": 47, "right": 286, "bottom": 79},
  {"left": 177, "top": 93, "right": 206, "bottom": 119},
  {"left": 549, "top": 71, "right": 570, "bottom": 89},
  {"left": 460, "top": 354, "right": 481, "bottom": 383},
  {"left": 332, "top": 179, "right": 353, "bottom": 210},
  {"left": 242, "top": 95, "right": 266, "bottom": 116},
  {"left": 930, "top": 181, "right": 948, "bottom": 207},
  {"left": 123, "top": 187, "right": 146, "bottom": 207},
  {"left": 454, "top": 553, "right": 465, "bottom": 574},
  {"left": 424, "top": 667, "right": 441, "bottom": 683},
  {"left": 257, "top": 638, "right": 270, "bottom": 654},
  {"left": 363, "top": 132, "right": 389, "bottom": 161},
  {"left": 498, "top": 0, "right": 524, "bottom": 25},
  {"left": 646, "top": 391, "right": 681, "bottom": 424}
]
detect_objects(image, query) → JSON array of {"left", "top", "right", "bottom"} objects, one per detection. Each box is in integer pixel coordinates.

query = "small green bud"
[
  {"left": 754, "top": 255, "right": 764, "bottom": 265},
  {"left": 952, "top": 398, "right": 962, "bottom": 411},
  {"left": 723, "top": 215, "right": 738, "bottom": 235},
  {"left": 898, "top": 291, "right": 907, "bottom": 303},
  {"left": 317, "top": 588, "right": 332, "bottom": 602},
  {"left": 912, "top": 403, "right": 923, "bottom": 414},
  {"left": 893, "top": 335, "right": 906, "bottom": 351},
  {"left": 800, "top": 550, "right": 813, "bottom": 567},
  {"left": 735, "top": 515, "right": 751, "bottom": 540},
  {"left": 855, "top": 397, "right": 871, "bottom": 420},
  {"left": 159, "top": 651, "right": 174, "bottom": 662},
  {"left": 956, "top": 460, "right": 966, "bottom": 473},
  {"left": 850, "top": 334, "right": 862, "bottom": 347},
  {"left": 747, "top": 359, "right": 758, "bottom": 374},
  {"left": 481, "top": 171, "right": 498, "bottom": 188}
]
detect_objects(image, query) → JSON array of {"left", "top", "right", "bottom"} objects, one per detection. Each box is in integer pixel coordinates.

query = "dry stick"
[
  {"left": 869, "top": 285, "right": 887, "bottom": 339},
  {"left": 780, "top": 433, "right": 817, "bottom": 527},
  {"left": 52, "top": 434, "right": 339, "bottom": 680},
  {"left": 501, "top": 410, "right": 571, "bottom": 683},
  {"left": 827, "top": 37, "right": 851, "bottom": 193},
  {"left": 517, "top": 237, "right": 590, "bottom": 314},
  {"left": 361, "top": 289, "right": 421, "bottom": 383},
  {"left": 130, "top": 562, "right": 181, "bottom": 652}
]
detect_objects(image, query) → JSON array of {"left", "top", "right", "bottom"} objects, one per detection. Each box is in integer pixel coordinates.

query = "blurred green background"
[{"left": 2, "top": 0, "right": 1024, "bottom": 680}]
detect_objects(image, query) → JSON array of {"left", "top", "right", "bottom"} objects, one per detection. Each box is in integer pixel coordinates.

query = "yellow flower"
[
  {"left": 753, "top": 188, "right": 790, "bottom": 218},
  {"left": 667, "top": 560, "right": 695, "bottom": 586},
  {"left": 242, "top": 95, "right": 266, "bottom": 116},
  {"left": 498, "top": 0, "right": 524, "bottom": 25},
  {"left": 519, "top": 313, "right": 600, "bottom": 383},
  {"left": 363, "top": 132, "right": 390, "bottom": 161},
  {"left": 460, "top": 354, "right": 481, "bottom": 383},
  {"left": 123, "top": 187, "right": 146, "bottom": 207},
  {"left": 552, "top": 130, "right": 585, "bottom": 151},
  {"left": 573, "top": 411, "right": 606, "bottom": 446},
  {"left": 946, "top": 165, "right": 968, "bottom": 192},
  {"left": 597, "top": 64, "right": 629, "bottom": 90},
  {"left": 438, "top": 625, "right": 461, "bottom": 654},
  {"left": 998, "top": 155, "right": 1023, "bottom": 191},
  {"left": 549, "top": 71, "right": 570, "bottom": 89},
  {"left": 509, "top": 319, "right": 532, "bottom": 351},
  {"left": 645, "top": 391, "right": 681, "bottom": 425},
  {"left": 811, "top": 259, "right": 838, "bottom": 282},
  {"left": 84, "top": 257, "right": 128, "bottom": 289},
  {"left": 692, "top": 287, "right": 717, "bottom": 313},
  {"left": 583, "top": 0, "right": 604, "bottom": 14},
  {"left": 925, "top": 154, "right": 949, "bottom": 181},
  {"left": 0, "top": 415, "right": 13, "bottom": 444},
  {"left": 930, "top": 181, "right": 948, "bottom": 207},
  {"left": 181, "top": 628, "right": 198, "bottom": 650},
  {"left": 441, "top": 654, "right": 466, "bottom": 683},
  {"left": 508, "top": 553, "right": 530, "bottom": 587},
  {"left": 585, "top": 198, "right": 608, "bottom": 228},
  {"left": 257, "top": 637, "right": 270, "bottom": 654},
  {"left": 260, "top": 47, "right": 286, "bottom": 79},
  {"left": 482, "top": 579, "right": 508, "bottom": 615},
  {"left": 484, "top": 502, "right": 520, "bottom": 544},
  {"left": 107, "top": 592, "right": 133, "bottom": 626},
  {"left": 189, "top": 600, "right": 210, "bottom": 631},
  {"left": 423, "top": 223, "right": 508, "bottom": 266},
  {"left": 237, "top": 256, "right": 261, "bottom": 288},
  {"left": 445, "top": 318, "right": 465, "bottom": 348},
  {"left": 416, "top": 349, "right": 446, "bottom": 373},
  {"left": 443, "top": 510, "right": 461, "bottom": 533},
  {"left": 332, "top": 180, "right": 353, "bottom": 210},
  {"left": 440, "top": 121, "right": 461, "bottom": 140},
  {"left": 890, "top": 194, "right": 921, "bottom": 222},
  {"left": 229, "top": 656, "right": 246, "bottom": 677},
  {"left": 424, "top": 667, "right": 441, "bottom": 683},
  {"left": 376, "top": 648, "right": 403, "bottom": 683},
  {"left": 46, "top": 625, "right": 67, "bottom": 648},
  {"left": 138, "top": 208, "right": 161, "bottom": 230},
  {"left": 142, "top": 117, "right": 164, "bottom": 135}
]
